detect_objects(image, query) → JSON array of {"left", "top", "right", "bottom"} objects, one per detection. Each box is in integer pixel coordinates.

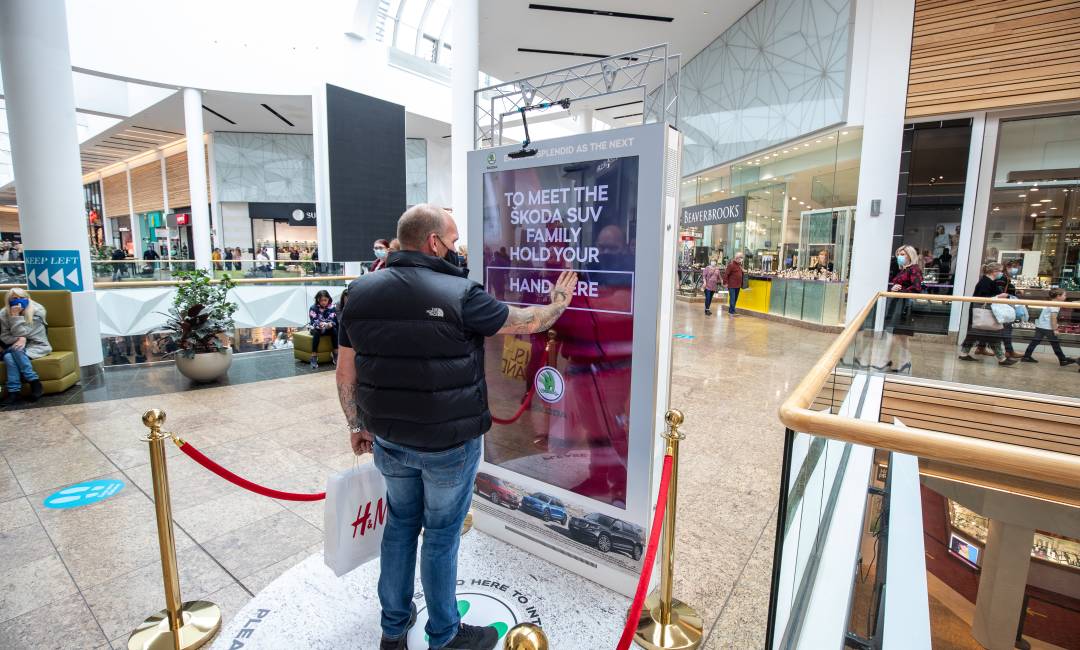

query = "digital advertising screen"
[
  {"left": 482, "top": 155, "right": 638, "bottom": 509},
  {"left": 468, "top": 123, "right": 677, "bottom": 595}
]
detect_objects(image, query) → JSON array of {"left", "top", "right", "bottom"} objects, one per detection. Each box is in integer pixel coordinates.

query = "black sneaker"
[
  {"left": 704, "top": 309, "right": 711, "bottom": 316},
  {"left": 999, "top": 358, "right": 1019, "bottom": 367},
  {"left": 1020, "top": 356, "right": 1038, "bottom": 363},
  {"left": 958, "top": 354, "right": 979, "bottom": 362},
  {"left": 0, "top": 392, "right": 16, "bottom": 407},
  {"left": 28, "top": 380, "right": 43, "bottom": 402},
  {"left": 1060, "top": 358, "right": 1077, "bottom": 367},
  {"left": 439, "top": 623, "right": 499, "bottom": 650},
  {"left": 380, "top": 603, "right": 418, "bottom": 650}
]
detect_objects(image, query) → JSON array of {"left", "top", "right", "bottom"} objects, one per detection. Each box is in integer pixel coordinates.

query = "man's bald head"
[{"left": 397, "top": 204, "right": 453, "bottom": 252}]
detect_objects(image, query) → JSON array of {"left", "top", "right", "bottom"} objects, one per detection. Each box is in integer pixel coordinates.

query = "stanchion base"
[
  {"left": 127, "top": 601, "right": 221, "bottom": 650},
  {"left": 633, "top": 592, "right": 703, "bottom": 650},
  {"left": 461, "top": 510, "right": 474, "bottom": 535}
]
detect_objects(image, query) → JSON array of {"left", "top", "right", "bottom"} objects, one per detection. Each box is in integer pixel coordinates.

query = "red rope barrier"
[
  {"left": 616, "top": 454, "right": 674, "bottom": 650},
  {"left": 176, "top": 439, "right": 326, "bottom": 501},
  {"left": 490, "top": 389, "right": 534, "bottom": 425}
]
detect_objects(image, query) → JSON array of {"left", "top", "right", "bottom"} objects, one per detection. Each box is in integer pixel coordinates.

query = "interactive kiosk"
[{"left": 467, "top": 122, "right": 682, "bottom": 595}]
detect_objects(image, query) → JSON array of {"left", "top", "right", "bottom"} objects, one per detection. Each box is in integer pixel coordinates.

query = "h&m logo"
[{"left": 352, "top": 498, "right": 388, "bottom": 538}]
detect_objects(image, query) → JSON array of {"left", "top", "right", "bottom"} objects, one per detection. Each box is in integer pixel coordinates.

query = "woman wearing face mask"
[
  {"left": 977, "top": 261, "right": 1024, "bottom": 358},
  {"left": 370, "top": 239, "right": 390, "bottom": 272},
  {"left": 878, "top": 245, "right": 923, "bottom": 373},
  {"left": 958, "top": 261, "right": 1017, "bottom": 366},
  {"left": 0, "top": 288, "right": 50, "bottom": 405}
]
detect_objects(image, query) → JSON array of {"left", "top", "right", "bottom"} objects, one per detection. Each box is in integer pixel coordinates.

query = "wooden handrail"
[{"left": 778, "top": 291, "right": 1080, "bottom": 493}]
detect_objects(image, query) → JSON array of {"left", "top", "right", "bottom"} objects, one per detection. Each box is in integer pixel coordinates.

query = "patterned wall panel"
[
  {"left": 213, "top": 133, "right": 315, "bottom": 203},
  {"left": 679, "top": 0, "right": 852, "bottom": 176}
]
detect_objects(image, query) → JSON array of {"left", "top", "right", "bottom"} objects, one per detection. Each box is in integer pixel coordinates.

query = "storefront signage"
[
  {"left": 681, "top": 196, "right": 747, "bottom": 226},
  {"left": 249, "top": 202, "right": 317, "bottom": 226},
  {"left": 24, "top": 249, "right": 84, "bottom": 292},
  {"left": 469, "top": 123, "right": 675, "bottom": 596}
]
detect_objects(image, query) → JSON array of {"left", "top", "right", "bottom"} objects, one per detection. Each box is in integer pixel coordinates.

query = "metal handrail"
[
  {"left": 778, "top": 291, "right": 1080, "bottom": 494},
  {"left": 0, "top": 275, "right": 356, "bottom": 291}
]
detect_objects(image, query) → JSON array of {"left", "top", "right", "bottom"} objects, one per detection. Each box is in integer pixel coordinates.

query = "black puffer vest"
[{"left": 342, "top": 251, "right": 492, "bottom": 449}]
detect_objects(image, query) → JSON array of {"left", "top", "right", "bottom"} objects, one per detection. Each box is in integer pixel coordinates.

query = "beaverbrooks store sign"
[{"left": 680, "top": 196, "right": 747, "bottom": 227}]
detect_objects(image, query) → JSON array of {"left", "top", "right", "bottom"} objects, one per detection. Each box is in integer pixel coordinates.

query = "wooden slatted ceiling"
[
  {"left": 880, "top": 380, "right": 1080, "bottom": 457},
  {"left": 907, "top": 0, "right": 1080, "bottom": 118},
  {"left": 102, "top": 172, "right": 129, "bottom": 219},
  {"left": 129, "top": 161, "right": 164, "bottom": 214},
  {"left": 164, "top": 148, "right": 212, "bottom": 210},
  {"left": 880, "top": 377, "right": 1080, "bottom": 506}
]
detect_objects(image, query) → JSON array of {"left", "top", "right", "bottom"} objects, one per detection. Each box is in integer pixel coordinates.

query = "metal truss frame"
[{"left": 473, "top": 44, "right": 680, "bottom": 149}]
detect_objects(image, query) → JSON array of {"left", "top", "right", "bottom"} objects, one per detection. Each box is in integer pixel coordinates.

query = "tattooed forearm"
[
  {"left": 498, "top": 303, "right": 566, "bottom": 335},
  {"left": 337, "top": 381, "right": 363, "bottom": 430}
]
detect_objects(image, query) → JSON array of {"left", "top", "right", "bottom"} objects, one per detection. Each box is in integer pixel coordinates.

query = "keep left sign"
[{"left": 24, "top": 249, "right": 84, "bottom": 292}]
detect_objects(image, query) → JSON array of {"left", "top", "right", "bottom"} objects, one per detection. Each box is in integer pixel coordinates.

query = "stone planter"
[{"left": 175, "top": 349, "right": 232, "bottom": 383}]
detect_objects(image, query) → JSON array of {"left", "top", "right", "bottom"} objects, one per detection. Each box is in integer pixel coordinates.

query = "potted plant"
[{"left": 161, "top": 269, "right": 237, "bottom": 382}]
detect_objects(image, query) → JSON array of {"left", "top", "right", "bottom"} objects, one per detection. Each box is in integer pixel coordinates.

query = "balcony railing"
[{"left": 768, "top": 292, "right": 1080, "bottom": 650}]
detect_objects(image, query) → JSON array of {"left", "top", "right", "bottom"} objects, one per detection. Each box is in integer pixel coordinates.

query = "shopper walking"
[
  {"left": 701, "top": 260, "right": 721, "bottom": 316},
  {"left": 110, "top": 246, "right": 128, "bottom": 281},
  {"left": 307, "top": 289, "right": 338, "bottom": 368},
  {"left": 959, "top": 261, "right": 1018, "bottom": 366},
  {"left": 879, "top": 245, "right": 924, "bottom": 373},
  {"left": 1021, "top": 288, "right": 1076, "bottom": 367},
  {"left": 0, "top": 288, "right": 50, "bottom": 406},
  {"left": 721, "top": 252, "right": 745, "bottom": 316},
  {"left": 336, "top": 204, "right": 577, "bottom": 650}
]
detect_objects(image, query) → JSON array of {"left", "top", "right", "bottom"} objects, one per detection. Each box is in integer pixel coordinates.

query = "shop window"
[
  {"left": 981, "top": 112, "right": 1080, "bottom": 340},
  {"left": 679, "top": 129, "right": 862, "bottom": 326}
]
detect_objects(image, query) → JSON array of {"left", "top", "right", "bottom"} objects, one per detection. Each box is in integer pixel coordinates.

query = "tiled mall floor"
[{"left": 3, "top": 303, "right": 1070, "bottom": 649}]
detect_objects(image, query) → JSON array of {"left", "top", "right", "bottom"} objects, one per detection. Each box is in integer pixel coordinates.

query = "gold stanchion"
[
  {"left": 504, "top": 623, "right": 549, "bottom": 650},
  {"left": 634, "top": 409, "right": 703, "bottom": 650},
  {"left": 461, "top": 509, "right": 474, "bottom": 535},
  {"left": 128, "top": 409, "right": 221, "bottom": 650}
]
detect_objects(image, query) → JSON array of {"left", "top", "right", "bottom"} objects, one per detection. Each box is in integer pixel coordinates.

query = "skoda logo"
[
  {"left": 487, "top": 153, "right": 496, "bottom": 165},
  {"left": 534, "top": 366, "right": 565, "bottom": 403},
  {"left": 408, "top": 593, "right": 517, "bottom": 646},
  {"left": 291, "top": 209, "right": 305, "bottom": 222}
]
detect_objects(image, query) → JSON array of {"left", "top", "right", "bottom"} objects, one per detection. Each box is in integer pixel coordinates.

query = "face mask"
[
  {"left": 9, "top": 297, "right": 28, "bottom": 309},
  {"left": 896, "top": 255, "right": 906, "bottom": 266},
  {"left": 374, "top": 248, "right": 387, "bottom": 259},
  {"left": 436, "top": 236, "right": 461, "bottom": 267},
  {"left": 995, "top": 272, "right": 1004, "bottom": 280},
  {"left": 1009, "top": 268, "right": 1019, "bottom": 276}
]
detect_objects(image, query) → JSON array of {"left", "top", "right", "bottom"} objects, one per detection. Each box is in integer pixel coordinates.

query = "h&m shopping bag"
[{"left": 323, "top": 462, "right": 388, "bottom": 577}]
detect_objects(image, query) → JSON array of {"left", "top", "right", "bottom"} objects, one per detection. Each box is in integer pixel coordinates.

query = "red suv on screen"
[{"left": 474, "top": 472, "right": 520, "bottom": 509}]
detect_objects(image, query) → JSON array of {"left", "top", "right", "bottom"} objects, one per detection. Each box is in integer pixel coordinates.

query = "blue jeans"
[
  {"left": 728, "top": 287, "right": 741, "bottom": 313},
  {"left": 703, "top": 289, "right": 714, "bottom": 311},
  {"left": 374, "top": 436, "right": 481, "bottom": 648},
  {"left": 3, "top": 348, "right": 38, "bottom": 393}
]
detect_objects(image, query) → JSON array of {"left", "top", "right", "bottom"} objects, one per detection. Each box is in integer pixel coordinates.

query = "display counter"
[
  {"left": 947, "top": 500, "right": 1080, "bottom": 571},
  {"left": 749, "top": 275, "right": 846, "bottom": 326}
]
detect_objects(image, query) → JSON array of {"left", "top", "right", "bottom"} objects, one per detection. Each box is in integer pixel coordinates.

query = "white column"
[
  {"left": 159, "top": 153, "right": 169, "bottom": 258},
  {"left": 182, "top": 88, "right": 212, "bottom": 270},
  {"left": 844, "top": 0, "right": 915, "bottom": 324},
  {"left": 577, "top": 107, "right": 595, "bottom": 133},
  {"left": 0, "top": 0, "right": 103, "bottom": 367},
  {"left": 450, "top": 0, "right": 478, "bottom": 247},
  {"left": 99, "top": 173, "right": 113, "bottom": 245},
  {"left": 206, "top": 132, "right": 222, "bottom": 250},
  {"left": 972, "top": 520, "right": 1034, "bottom": 649},
  {"left": 125, "top": 165, "right": 141, "bottom": 255}
]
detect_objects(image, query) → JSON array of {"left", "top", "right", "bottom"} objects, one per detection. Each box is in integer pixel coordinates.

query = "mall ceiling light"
[
  {"left": 1030, "top": 187, "right": 1039, "bottom": 192},
  {"left": 1018, "top": 194, "right": 1026, "bottom": 198},
  {"left": 1040, "top": 199, "right": 1052, "bottom": 203},
  {"left": 1031, "top": 213, "right": 1037, "bottom": 217},
  {"left": 993, "top": 207, "right": 1000, "bottom": 211},
  {"left": 527, "top": 4, "right": 674, "bottom": 22}
]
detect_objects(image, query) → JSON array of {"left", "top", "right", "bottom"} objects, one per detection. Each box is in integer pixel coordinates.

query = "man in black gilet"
[{"left": 336, "top": 204, "right": 576, "bottom": 650}]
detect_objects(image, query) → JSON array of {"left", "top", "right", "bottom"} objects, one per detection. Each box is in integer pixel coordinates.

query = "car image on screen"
[
  {"left": 518, "top": 492, "right": 568, "bottom": 525},
  {"left": 568, "top": 512, "right": 644, "bottom": 560},
  {"left": 473, "top": 472, "right": 520, "bottom": 509}
]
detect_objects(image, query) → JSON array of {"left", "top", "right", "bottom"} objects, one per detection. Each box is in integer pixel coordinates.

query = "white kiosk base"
[{"left": 212, "top": 531, "right": 629, "bottom": 649}]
